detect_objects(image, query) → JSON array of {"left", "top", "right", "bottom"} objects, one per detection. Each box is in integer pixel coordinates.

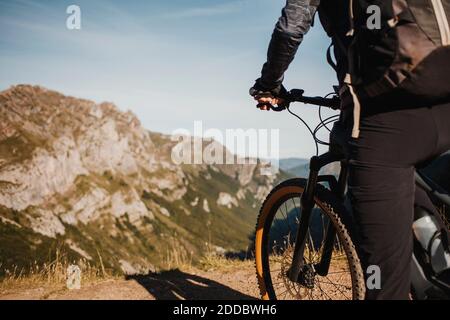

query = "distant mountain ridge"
[
  {"left": 279, "top": 157, "right": 340, "bottom": 178},
  {"left": 279, "top": 158, "right": 309, "bottom": 171}
]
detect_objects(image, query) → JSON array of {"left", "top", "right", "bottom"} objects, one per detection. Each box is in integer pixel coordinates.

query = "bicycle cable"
[
  {"left": 314, "top": 92, "right": 340, "bottom": 146},
  {"left": 319, "top": 93, "right": 338, "bottom": 133},
  {"left": 287, "top": 92, "right": 340, "bottom": 155},
  {"left": 287, "top": 106, "right": 320, "bottom": 156},
  {"left": 313, "top": 115, "right": 340, "bottom": 146}
]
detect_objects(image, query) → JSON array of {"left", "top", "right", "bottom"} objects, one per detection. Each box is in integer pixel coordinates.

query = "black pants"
[{"left": 348, "top": 101, "right": 450, "bottom": 300}]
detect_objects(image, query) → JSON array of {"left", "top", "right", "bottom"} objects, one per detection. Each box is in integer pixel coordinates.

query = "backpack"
[{"left": 319, "top": 0, "right": 450, "bottom": 138}]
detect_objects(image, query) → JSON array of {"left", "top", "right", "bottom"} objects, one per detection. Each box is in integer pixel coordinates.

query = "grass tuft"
[
  {"left": 198, "top": 253, "right": 253, "bottom": 273},
  {"left": 0, "top": 248, "right": 116, "bottom": 294}
]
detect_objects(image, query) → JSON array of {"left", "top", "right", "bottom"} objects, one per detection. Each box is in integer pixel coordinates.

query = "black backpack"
[{"left": 319, "top": 0, "right": 450, "bottom": 137}]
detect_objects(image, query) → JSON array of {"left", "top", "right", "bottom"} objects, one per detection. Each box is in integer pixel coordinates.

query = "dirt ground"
[{"left": 0, "top": 266, "right": 260, "bottom": 300}]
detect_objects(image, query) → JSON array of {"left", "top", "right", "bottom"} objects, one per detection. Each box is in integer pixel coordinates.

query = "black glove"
[
  {"left": 249, "top": 79, "right": 288, "bottom": 100},
  {"left": 250, "top": 80, "right": 289, "bottom": 112}
]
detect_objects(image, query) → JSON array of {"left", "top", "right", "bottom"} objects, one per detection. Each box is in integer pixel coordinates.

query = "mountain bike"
[{"left": 253, "top": 89, "right": 450, "bottom": 300}]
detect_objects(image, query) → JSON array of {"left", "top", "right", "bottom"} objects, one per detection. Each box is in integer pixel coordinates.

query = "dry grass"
[
  {"left": 161, "top": 238, "right": 252, "bottom": 273},
  {"left": 198, "top": 253, "right": 253, "bottom": 273},
  {"left": 162, "top": 238, "right": 194, "bottom": 271},
  {"left": 0, "top": 249, "right": 116, "bottom": 294},
  {"left": 0, "top": 240, "right": 253, "bottom": 297}
]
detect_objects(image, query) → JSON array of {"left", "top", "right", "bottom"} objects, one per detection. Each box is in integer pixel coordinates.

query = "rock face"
[
  {"left": 0, "top": 85, "right": 283, "bottom": 274},
  {"left": 217, "top": 193, "right": 238, "bottom": 209}
]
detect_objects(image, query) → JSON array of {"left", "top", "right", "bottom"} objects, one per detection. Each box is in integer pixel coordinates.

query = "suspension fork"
[
  {"left": 288, "top": 153, "right": 343, "bottom": 282},
  {"left": 316, "top": 161, "right": 348, "bottom": 276}
]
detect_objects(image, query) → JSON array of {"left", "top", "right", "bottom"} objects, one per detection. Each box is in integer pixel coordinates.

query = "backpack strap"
[
  {"left": 347, "top": 0, "right": 355, "bottom": 36},
  {"left": 343, "top": 74, "right": 361, "bottom": 138}
]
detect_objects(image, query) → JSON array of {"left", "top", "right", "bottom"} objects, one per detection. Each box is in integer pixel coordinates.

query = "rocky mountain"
[{"left": 0, "top": 85, "right": 287, "bottom": 275}]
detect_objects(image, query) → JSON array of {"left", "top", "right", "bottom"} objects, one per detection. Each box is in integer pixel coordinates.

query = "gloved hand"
[{"left": 249, "top": 80, "right": 288, "bottom": 111}]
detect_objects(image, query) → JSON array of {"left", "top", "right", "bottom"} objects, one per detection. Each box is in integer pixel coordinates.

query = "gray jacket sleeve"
[{"left": 258, "top": 0, "right": 319, "bottom": 92}]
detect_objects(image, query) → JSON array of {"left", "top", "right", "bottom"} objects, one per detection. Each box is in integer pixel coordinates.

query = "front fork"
[{"left": 288, "top": 153, "right": 347, "bottom": 282}]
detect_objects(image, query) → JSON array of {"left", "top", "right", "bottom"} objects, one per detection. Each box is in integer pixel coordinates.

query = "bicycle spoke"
[
  {"left": 282, "top": 202, "right": 294, "bottom": 236},
  {"left": 325, "top": 270, "right": 350, "bottom": 275},
  {"left": 328, "top": 268, "right": 349, "bottom": 286},
  {"left": 314, "top": 284, "right": 327, "bottom": 300},
  {"left": 276, "top": 288, "right": 289, "bottom": 298},
  {"left": 307, "top": 230, "right": 317, "bottom": 263},
  {"left": 271, "top": 222, "right": 284, "bottom": 235},
  {"left": 291, "top": 198, "right": 299, "bottom": 219},
  {"left": 316, "top": 279, "right": 351, "bottom": 300},
  {"left": 314, "top": 281, "right": 333, "bottom": 300},
  {"left": 317, "top": 278, "right": 351, "bottom": 290},
  {"left": 320, "top": 214, "right": 327, "bottom": 250},
  {"left": 283, "top": 288, "right": 290, "bottom": 300}
]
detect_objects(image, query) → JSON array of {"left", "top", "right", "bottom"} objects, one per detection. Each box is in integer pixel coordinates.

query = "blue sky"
[{"left": 0, "top": 0, "right": 338, "bottom": 158}]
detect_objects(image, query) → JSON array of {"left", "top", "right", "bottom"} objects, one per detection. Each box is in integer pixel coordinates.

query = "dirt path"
[{"left": 0, "top": 267, "right": 260, "bottom": 300}]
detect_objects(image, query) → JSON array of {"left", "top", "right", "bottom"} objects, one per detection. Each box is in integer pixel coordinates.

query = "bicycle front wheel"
[{"left": 255, "top": 178, "right": 365, "bottom": 300}]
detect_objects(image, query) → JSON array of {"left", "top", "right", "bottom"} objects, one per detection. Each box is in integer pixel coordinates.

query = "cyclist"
[{"left": 250, "top": 0, "right": 450, "bottom": 300}]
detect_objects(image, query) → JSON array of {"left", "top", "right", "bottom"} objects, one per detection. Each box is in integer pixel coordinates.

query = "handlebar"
[
  {"left": 254, "top": 88, "right": 341, "bottom": 112},
  {"left": 288, "top": 89, "right": 341, "bottom": 109}
]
